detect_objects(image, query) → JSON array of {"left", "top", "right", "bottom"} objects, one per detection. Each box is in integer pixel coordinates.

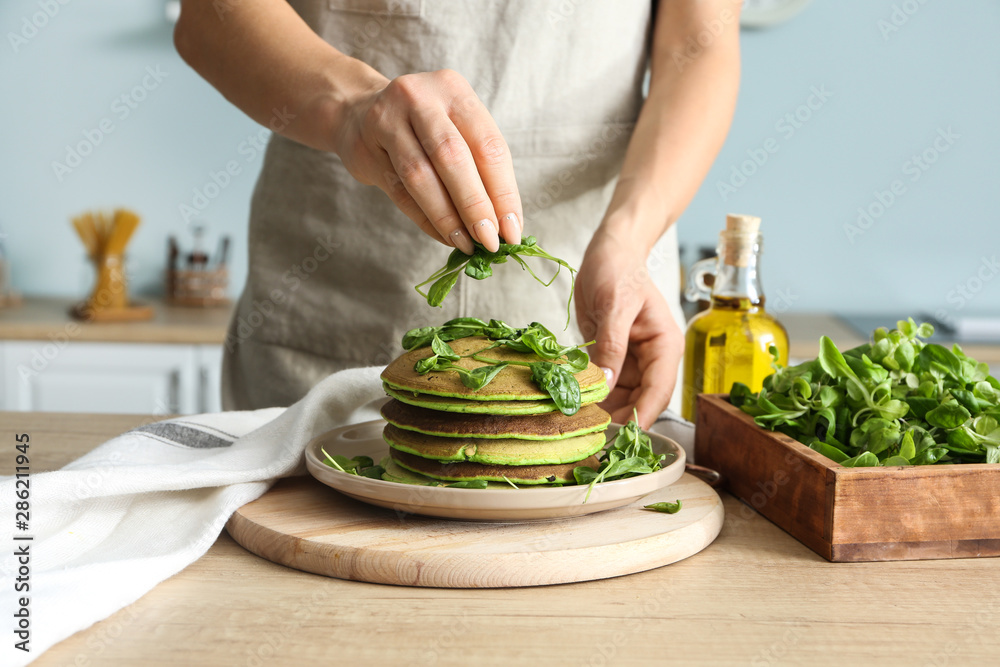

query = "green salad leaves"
[
  {"left": 414, "top": 236, "right": 577, "bottom": 327},
  {"left": 404, "top": 319, "right": 593, "bottom": 415},
  {"left": 574, "top": 412, "right": 666, "bottom": 502},
  {"left": 731, "top": 318, "right": 1000, "bottom": 467}
]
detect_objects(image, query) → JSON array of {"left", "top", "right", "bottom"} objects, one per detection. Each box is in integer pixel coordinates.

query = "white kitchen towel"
[{"left": 0, "top": 365, "right": 387, "bottom": 667}]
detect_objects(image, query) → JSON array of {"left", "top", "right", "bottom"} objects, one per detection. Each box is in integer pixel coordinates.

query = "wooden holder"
[
  {"left": 166, "top": 268, "right": 229, "bottom": 307},
  {"left": 695, "top": 393, "right": 1000, "bottom": 562}
]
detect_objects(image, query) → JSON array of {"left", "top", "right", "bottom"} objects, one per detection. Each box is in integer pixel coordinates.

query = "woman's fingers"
[
  {"left": 380, "top": 124, "right": 476, "bottom": 254},
  {"left": 450, "top": 93, "right": 523, "bottom": 245},
  {"left": 345, "top": 70, "right": 522, "bottom": 250},
  {"left": 366, "top": 149, "right": 447, "bottom": 244},
  {"left": 410, "top": 105, "right": 501, "bottom": 252}
]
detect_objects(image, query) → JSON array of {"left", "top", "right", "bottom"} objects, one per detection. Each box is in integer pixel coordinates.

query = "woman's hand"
[
  {"left": 575, "top": 231, "right": 684, "bottom": 429},
  {"left": 333, "top": 69, "right": 523, "bottom": 254}
]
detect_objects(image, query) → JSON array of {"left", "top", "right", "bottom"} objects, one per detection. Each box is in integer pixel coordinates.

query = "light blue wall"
[
  {"left": 1, "top": 1, "right": 998, "bottom": 322},
  {"left": 681, "top": 0, "right": 1000, "bottom": 321},
  {"left": 0, "top": 0, "right": 260, "bottom": 299}
]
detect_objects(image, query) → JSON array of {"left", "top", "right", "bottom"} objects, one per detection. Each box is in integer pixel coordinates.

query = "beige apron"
[{"left": 222, "top": 0, "right": 683, "bottom": 410}]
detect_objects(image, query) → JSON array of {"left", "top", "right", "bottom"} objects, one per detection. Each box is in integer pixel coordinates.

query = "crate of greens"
[{"left": 695, "top": 318, "right": 1000, "bottom": 562}]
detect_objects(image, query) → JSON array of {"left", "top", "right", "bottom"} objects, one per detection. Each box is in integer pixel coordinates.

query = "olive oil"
[{"left": 681, "top": 215, "right": 788, "bottom": 422}]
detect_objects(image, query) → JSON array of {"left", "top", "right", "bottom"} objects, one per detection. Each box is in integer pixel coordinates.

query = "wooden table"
[{"left": 5, "top": 412, "right": 998, "bottom": 666}]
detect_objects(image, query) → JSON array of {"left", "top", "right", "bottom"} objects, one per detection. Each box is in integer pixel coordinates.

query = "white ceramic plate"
[{"left": 304, "top": 419, "right": 686, "bottom": 521}]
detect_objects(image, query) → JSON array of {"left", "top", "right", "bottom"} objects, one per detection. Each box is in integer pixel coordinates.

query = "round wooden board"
[{"left": 226, "top": 472, "right": 724, "bottom": 588}]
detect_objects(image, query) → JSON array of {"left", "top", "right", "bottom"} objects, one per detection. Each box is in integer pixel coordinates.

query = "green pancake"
[
  {"left": 384, "top": 382, "right": 611, "bottom": 415},
  {"left": 380, "top": 400, "right": 611, "bottom": 440},
  {"left": 380, "top": 336, "right": 607, "bottom": 400},
  {"left": 382, "top": 423, "right": 606, "bottom": 466},
  {"left": 391, "top": 449, "right": 601, "bottom": 485},
  {"left": 380, "top": 458, "right": 510, "bottom": 488}
]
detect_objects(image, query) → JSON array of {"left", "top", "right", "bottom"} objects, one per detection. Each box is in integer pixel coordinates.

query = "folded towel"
[{"left": 0, "top": 366, "right": 387, "bottom": 667}]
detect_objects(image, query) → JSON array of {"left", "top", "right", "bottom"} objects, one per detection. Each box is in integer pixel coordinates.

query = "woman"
[{"left": 174, "top": 0, "right": 741, "bottom": 427}]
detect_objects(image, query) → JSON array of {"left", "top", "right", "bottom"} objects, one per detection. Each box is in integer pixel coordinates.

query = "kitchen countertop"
[
  {"left": 2, "top": 300, "right": 998, "bottom": 365},
  {"left": 0, "top": 296, "right": 232, "bottom": 344},
  {"left": 10, "top": 412, "right": 999, "bottom": 666}
]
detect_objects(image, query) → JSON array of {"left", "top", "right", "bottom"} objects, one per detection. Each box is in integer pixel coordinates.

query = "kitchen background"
[
  {"left": 2, "top": 1, "right": 998, "bottom": 316},
  {"left": 0, "top": 0, "right": 998, "bottom": 415}
]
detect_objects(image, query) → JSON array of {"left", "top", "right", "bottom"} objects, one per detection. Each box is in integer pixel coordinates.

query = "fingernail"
[
  {"left": 450, "top": 229, "right": 474, "bottom": 255},
  {"left": 601, "top": 367, "right": 614, "bottom": 384},
  {"left": 500, "top": 213, "right": 521, "bottom": 245},
  {"left": 474, "top": 219, "right": 500, "bottom": 252}
]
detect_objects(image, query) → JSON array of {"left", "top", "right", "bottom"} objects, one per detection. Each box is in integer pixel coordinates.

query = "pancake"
[
  {"left": 380, "top": 400, "right": 612, "bottom": 440},
  {"left": 383, "top": 423, "right": 606, "bottom": 466},
  {"left": 380, "top": 458, "right": 510, "bottom": 488},
  {"left": 380, "top": 336, "right": 607, "bottom": 400},
  {"left": 384, "top": 383, "right": 611, "bottom": 415},
  {"left": 391, "top": 449, "right": 601, "bottom": 485}
]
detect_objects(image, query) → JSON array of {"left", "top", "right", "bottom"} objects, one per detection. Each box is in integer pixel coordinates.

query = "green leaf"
[
  {"left": 414, "top": 355, "right": 439, "bottom": 374},
  {"left": 905, "top": 396, "right": 938, "bottom": 420},
  {"left": 986, "top": 445, "right": 1000, "bottom": 465},
  {"left": 842, "top": 452, "right": 880, "bottom": 467},
  {"left": 818, "top": 336, "right": 857, "bottom": 381},
  {"left": 445, "top": 480, "right": 490, "bottom": 489},
  {"left": 910, "top": 447, "right": 948, "bottom": 465},
  {"left": 430, "top": 335, "right": 460, "bottom": 360},
  {"left": 460, "top": 362, "right": 508, "bottom": 390},
  {"left": 427, "top": 270, "right": 461, "bottom": 307},
  {"left": 359, "top": 465, "right": 386, "bottom": 479},
  {"left": 808, "top": 441, "right": 849, "bottom": 463},
  {"left": 925, "top": 403, "right": 971, "bottom": 429},
  {"left": 882, "top": 455, "right": 911, "bottom": 467},
  {"left": 644, "top": 500, "right": 682, "bottom": 514},
  {"left": 898, "top": 430, "right": 916, "bottom": 461},
  {"left": 730, "top": 382, "right": 754, "bottom": 408},
  {"left": 531, "top": 361, "right": 582, "bottom": 415},
  {"left": 564, "top": 348, "right": 590, "bottom": 373}
]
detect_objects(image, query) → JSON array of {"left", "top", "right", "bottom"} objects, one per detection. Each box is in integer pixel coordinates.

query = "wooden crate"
[{"left": 695, "top": 394, "right": 1000, "bottom": 562}]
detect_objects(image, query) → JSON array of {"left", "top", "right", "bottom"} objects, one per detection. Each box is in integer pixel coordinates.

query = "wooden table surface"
[
  {"left": 5, "top": 411, "right": 998, "bottom": 666},
  {"left": 0, "top": 296, "right": 232, "bottom": 344}
]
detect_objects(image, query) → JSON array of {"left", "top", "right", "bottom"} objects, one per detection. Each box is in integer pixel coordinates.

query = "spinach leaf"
[
  {"left": 460, "top": 362, "right": 508, "bottom": 390},
  {"left": 445, "top": 480, "right": 490, "bottom": 489},
  {"left": 531, "top": 361, "right": 582, "bottom": 415},
  {"left": 415, "top": 235, "right": 579, "bottom": 328},
  {"left": 644, "top": 500, "right": 683, "bottom": 514}
]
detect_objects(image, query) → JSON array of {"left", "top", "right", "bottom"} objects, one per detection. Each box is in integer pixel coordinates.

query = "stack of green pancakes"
[{"left": 379, "top": 336, "right": 612, "bottom": 485}]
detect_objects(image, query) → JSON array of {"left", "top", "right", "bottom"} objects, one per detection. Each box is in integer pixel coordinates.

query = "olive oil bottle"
[{"left": 681, "top": 214, "right": 788, "bottom": 422}]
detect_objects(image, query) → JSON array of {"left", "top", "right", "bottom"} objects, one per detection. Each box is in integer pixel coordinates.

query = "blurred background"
[{"left": 0, "top": 0, "right": 997, "bottom": 413}]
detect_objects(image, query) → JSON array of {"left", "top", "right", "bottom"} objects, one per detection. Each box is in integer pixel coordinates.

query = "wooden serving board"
[
  {"left": 226, "top": 472, "right": 724, "bottom": 588},
  {"left": 696, "top": 394, "right": 1000, "bottom": 562}
]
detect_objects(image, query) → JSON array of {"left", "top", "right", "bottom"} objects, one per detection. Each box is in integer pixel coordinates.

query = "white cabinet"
[{"left": 0, "top": 341, "right": 224, "bottom": 415}]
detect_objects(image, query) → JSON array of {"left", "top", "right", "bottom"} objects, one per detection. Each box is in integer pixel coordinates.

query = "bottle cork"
[
  {"left": 721, "top": 214, "right": 761, "bottom": 267},
  {"left": 726, "top": 214, "right": 761, "bottom": 235}
]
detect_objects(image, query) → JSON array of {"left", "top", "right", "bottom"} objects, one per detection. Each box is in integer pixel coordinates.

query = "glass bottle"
[{"left": 681, "top": 214, "right": 788, "bottom": 422}]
